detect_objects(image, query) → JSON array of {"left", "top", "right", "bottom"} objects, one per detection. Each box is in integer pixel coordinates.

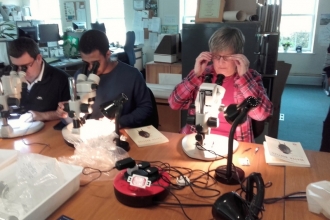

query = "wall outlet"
[{"left": 279, "top": 114, "right": 285, "bottom": 121}]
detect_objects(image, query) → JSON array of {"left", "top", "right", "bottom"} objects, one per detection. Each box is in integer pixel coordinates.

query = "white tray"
[
  {"left": 0, "top": 160, "right": 83, "bottom": 220},
  {"left": 0, "top": 149, "right": 19, "bottom": 170}
]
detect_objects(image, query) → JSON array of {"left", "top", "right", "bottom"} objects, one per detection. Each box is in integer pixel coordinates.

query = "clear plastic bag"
[
  {"left": 0, "top": 153, "right": 65, "bottom": 218},
  {"left": 59, "top": 133, "right": 129, "bottom": 183}
]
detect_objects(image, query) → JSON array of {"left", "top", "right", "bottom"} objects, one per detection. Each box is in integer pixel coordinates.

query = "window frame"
[
  {"left": 91, "top": 0, "right": 126, "bottom": 45},
  {"left": 29, "top": 0, "right": 63, "bottom": 35},
  {"left": 279, "top": 0, "right": 319, "bottom": 53}
]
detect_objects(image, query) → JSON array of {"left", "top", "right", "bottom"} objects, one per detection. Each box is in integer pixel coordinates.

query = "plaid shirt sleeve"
[
  {"left": 235, "top": 69, "right": 273, "bottom": 121},
  {"left": 168, "top": 69, "right": 203, "bottom": 110}
]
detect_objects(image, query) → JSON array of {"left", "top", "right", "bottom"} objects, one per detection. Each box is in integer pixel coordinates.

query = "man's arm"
[
  {"left": 31, "top": 110, "right": 60, "bottom": 121},
  {"left": 119, "top": 74, "right": 153, "bottom": 128}
]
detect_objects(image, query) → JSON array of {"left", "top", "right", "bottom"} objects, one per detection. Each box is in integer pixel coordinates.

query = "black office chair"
[
  {"left": 143, "top": 88, "right": 159, "bottom": 129},
  {"left": 123, "top": 31, "right": 136, "bottom": 67},
  {"left": 252, "top": 119, "right": 265, "bottom": 140},
  {"left": 91, "top": 21, "right": 106, "bottom": 33}
]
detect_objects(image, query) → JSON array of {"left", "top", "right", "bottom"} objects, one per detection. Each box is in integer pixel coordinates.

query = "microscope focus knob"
[
  {"left": 207, "top": 117, "right": 218, "bottom": 128},
  {"left": 80, "top": 103, "right": 92, "bottom": 114},
  {"left": 7, "top": 97, "right": 19, "bottom": 107},
  {"left": 91, "top": 83, "right": 98, "bottom": 90}
]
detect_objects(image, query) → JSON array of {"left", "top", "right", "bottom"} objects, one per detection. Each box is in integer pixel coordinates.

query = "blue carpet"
[{"left": 278, "top": 85, "right": 329, "bottom": 151}]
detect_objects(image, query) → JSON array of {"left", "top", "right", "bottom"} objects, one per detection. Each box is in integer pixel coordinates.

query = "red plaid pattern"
[{"left": 168, "top": 65, "right": 273, "bottom": 142}]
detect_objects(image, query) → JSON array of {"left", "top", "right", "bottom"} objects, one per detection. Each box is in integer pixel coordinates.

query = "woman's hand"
[
  {"left": 230, "top": 54, "right": 250, "bottom": 76},
  {"left": 194, "top": 52, "right": 212, "bottom": 76},
  {"left": 56, "top": 101, "right": 68, "bottom": 118}
]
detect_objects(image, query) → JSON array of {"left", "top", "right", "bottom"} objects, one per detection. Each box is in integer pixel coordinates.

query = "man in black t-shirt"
[{"left": 7, "top": 37, "right": 70, "bottom": 122}]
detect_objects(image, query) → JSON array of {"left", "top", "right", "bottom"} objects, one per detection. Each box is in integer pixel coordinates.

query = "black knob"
[
  {"left": 195, "top": 124, "right": 203, "bottom": 133},
  {"left": 207, "top": 117, "right": 218, "bottom": 128},
  {"left": 204, "top": 74, "right": 213, "bottom": 83},
  {"left": 7, "top": 98, "right": 19, "bottom": 107},
  {"left": 215, "top": 74, "right": 225, "bottom": 85}
]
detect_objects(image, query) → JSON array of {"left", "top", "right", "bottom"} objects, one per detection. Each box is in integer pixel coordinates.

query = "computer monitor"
[
  {"left": 38, "top": 24, "right": 61, "bottom": 43},
  {"left": 91, "top": 22, "right": 106, "bottom": 33},
  {"left": 17, "top": 26, "right": 39, "bottom": 42},
  {"left": 72, "top": 21, "right": 86, "bottom": 30},
  {"left": 16, "top": 21, "right": 32, "bottom": 27}
]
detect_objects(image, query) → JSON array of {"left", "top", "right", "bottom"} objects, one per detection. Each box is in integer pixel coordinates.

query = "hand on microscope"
[
  {"left": 56, "top": 101, "right": 68, "bottom": 119},
  {"left": 19, "top": 111, "right": 34, "bottom": 123},
  {"left": 56, "top": 101, "right": 75, "bottom": 125}
]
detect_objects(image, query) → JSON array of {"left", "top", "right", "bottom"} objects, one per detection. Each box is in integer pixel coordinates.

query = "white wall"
[
  {"left": 1, "top": 0, "right": 22, "bottom": 6},
  {"left": 278, "top": 0, "right": 330, "bottom": 85},
  {"left": 124, "top": 0, "right": 180, "bottom": 64}
]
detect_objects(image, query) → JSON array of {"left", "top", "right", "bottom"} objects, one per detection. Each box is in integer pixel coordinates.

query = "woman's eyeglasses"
[{"left": 212, "top": 55, "right": 232, "bottom": 62}]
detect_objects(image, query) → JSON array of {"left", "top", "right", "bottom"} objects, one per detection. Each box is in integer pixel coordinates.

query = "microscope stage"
[
  {"left": 182, "top": 134, "right": 239, "bottom": 161},
  {"left": 0, "top": 119, "right": 44, "bottom": 138},
  {"left": 62, "top": 119, "right": 116, "bottom": 145}
]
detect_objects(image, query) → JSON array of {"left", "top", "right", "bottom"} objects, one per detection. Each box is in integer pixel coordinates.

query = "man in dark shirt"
[
  {"left": 7, "top": 37, "right": 70, "bottom": 121},
  {"left": 56, "top": 30, "right": 153, "bottom": 128}
]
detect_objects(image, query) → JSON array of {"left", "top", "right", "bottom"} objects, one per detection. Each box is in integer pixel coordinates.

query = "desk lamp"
[
  {"left": 0, "top": 67, "right": 44, "bottom": 138},
  {"left": 215, "top": 96, "right": 259, "bottom": 185},
  {"left": 182, "top": 74, "right": 239, "bottom": 160},
  {"left": 100, "top": 93, "right": 130, "bottom": 151}
]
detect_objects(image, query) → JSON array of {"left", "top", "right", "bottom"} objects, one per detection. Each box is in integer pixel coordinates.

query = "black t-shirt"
[{"left": 20, "top": 62, "right": 71, "bottom": 112}]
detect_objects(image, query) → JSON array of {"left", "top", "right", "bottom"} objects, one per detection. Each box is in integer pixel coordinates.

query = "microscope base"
[
  {"left": 182, "top": 134, "right": 239, "bottom": 161},
  {"left": 0, "top": 121, "right": 44, "bottom": 138},
  {"left": 62, "top": 119, "right": 116, "bottom": 145}
]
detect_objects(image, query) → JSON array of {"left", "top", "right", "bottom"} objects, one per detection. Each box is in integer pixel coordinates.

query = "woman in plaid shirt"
[{"left": 168, "top": 26, "right": 272, "bottom": 142}]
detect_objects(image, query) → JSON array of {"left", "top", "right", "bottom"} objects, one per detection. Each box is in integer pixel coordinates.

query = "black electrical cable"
[
  {"left": 263, "top": 191, "right": 306, "bottom": 204},
  {"left": 80, "top": 166, "right": 116, "bottom": 186}
]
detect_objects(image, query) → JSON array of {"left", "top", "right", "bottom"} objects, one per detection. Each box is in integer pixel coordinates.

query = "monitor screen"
[
  {"left": 16, "top": 21, "right": 32, "bottom": 27},
  {"left": 91, "top": 22, "right": 106, "bottom": 33},
  {"left": 72, "top": 21, "right": 86, "bottom": 30},
  {"left": 17, "top": 26, "right": 39, "bottom": 42},
  {"left": 38, "top": 24, "right": 61, "bottom": 43}
]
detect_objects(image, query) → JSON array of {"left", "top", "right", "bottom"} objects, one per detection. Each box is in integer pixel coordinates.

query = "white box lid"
[{"left": 0, "top": 149, "right": 19, "bottom": 170}]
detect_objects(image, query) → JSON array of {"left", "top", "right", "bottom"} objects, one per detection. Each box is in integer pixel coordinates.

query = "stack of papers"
[{"left": 263, "top": 136, "right": 310, "bottom": 167}]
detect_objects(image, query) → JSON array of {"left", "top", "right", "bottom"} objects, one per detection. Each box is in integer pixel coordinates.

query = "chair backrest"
[
  {"left": 272, "top": 61, "right": 292, "bottom": 105},
  {"left": 91, "top": 22, "right": 106, "bottom": 33},
  {"left": 268, "top": 61, "right": 292, "bottom": 138},
  {"left": 144, "top": 87, "right": 159, "bottom": 129},
  {"left": 123, "top": 31, "right": 136, "bottom": 66},
  {"left": 252, "top": 119, "right": 265, "bottom": 139}
]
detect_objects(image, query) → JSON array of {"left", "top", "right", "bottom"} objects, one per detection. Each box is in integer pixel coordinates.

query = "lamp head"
[
  {"left": 224, "top": 96, "right": 259, "bottom": 124},
  {"left": 100, "top": 93, "right": 128, "bottom": 120}
]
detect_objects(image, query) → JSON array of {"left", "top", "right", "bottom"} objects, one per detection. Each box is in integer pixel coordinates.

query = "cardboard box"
[
  {"left": 0, "top": 160, "right": 83, "bottom": 220},
  {"left": 154, "top": 54, "right": 177, "bottom": 63}
]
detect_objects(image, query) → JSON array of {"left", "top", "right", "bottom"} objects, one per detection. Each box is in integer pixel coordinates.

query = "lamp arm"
[
  {"left": 226, "top": 109, "right": 249, "bottom": 178},
  {"left": 115, "top": 104, "right": 123, "bottom": 136}
]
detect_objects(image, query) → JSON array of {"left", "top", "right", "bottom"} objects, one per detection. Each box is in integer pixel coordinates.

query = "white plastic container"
[
  {"left": 306, "top": 180, "right": 330, "bottom": 219},
  {"left": 0, "top": 149, "right": 19, "bottom": 170},
  {"left": 0, "top": 160, "right": 83, "bottom": 220}
]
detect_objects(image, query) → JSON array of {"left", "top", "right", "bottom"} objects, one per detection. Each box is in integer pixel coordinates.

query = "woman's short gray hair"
[{"left": 208, "top": 26, "right": 245, "bottom": 54}]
